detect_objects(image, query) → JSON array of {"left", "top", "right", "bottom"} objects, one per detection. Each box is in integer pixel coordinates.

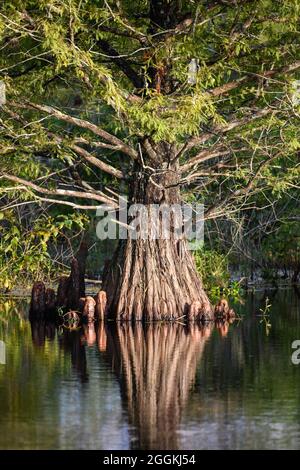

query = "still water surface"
[{"left": 0, "top": 289, "right": 300, "bottom": 450}]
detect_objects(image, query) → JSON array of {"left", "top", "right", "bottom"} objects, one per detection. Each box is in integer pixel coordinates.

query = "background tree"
[{"left": 1, "top": 0, "right": 300, "bottom": 320}]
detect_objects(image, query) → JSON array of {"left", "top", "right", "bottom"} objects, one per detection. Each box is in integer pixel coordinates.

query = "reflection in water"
[
  {"left": 105, "top": 323, "right": 212, "bottom": 449},
  {"left": 31, "top": 321, "right": 89, "bottom": 383},
  {"left": 30, "top": 320, "right": 56, "bottom": 347},
  {"left": 27, "top": 318, "right": 263, "bottom": 450},
  {"left": 30, "top": 321, "right": 104, "bottom": 383},
  {"left": 59, "top": 328, "right": 88, "bottom": 383},
  {"left": 29, "top": 320, "right": 214, "bottom": 449},
  {"left": 2, "top": 290, "right": 300, "bottom": 449}
]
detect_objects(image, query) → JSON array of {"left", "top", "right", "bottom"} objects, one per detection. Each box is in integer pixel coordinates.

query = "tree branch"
[
  {"left": 72, "top": 137, "right": 124, "bottom": 151},
  {"left": 97, "top": 38, "right": 144, "bottom": 89},
  {"left": 186, "top": 104, "right": 277, "bottom": 152},
  {"left": 0, "top": 174, "right": 118, "bottom": 207},
  {"left": 180, "top": 148, "right": 231, "bottom": 173},
  {"left": 10, "top": 101, "right": 138, "bottom": 160},
  {"left": 71, "top": 144, "right": 123, "bottom": 179},
  {"left": 204, "top": 152, "right": 282, "bottom": 219},
  {"left": 208, "top": 60, "right": 300, "bottom": 98},
  {"left": 31, "top": 196, "right": 108, "bottom": 211}
]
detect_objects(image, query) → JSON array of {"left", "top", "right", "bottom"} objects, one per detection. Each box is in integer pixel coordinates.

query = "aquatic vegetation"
[{"left": 258, "top": 297, "right": 272, "bottom": 336}]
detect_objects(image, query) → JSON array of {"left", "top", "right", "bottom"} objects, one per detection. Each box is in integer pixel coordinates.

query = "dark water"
[{"left": 1, "top": 289, "right": 300, "bottom": 450}]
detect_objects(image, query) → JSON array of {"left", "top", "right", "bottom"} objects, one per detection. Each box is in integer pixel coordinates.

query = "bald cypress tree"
[{"left": 1, "top": 1, "right": 300, "bottom": 319}]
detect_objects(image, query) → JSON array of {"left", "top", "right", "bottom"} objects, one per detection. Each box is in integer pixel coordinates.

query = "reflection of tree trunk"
[
  {"left": 293, "top": 284, "right": 300, "bottom": 300},
  {"left": 30, "top": 320, "right": 56, "bottom": 347},
  {"left": 292, "top": 265, "right": 300, "bottom": 284},
  {"left": 59, "top": 330, "right": 88, "bottom": 383},
  {"left": 30, "top": 320, "right": 89, "bottom": 382},
  {"left": 105, "top": 323, "right": 212, "bottom": 450}
]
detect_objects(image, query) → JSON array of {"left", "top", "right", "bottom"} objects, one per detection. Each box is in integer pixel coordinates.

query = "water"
[{"left": 0, "top": 288, "right": 300, "bottom": 450}]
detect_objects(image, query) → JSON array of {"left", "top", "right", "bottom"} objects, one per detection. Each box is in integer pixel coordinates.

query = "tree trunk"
[{"left": 102, "top": 157, "right": 212, "bottom": 321}]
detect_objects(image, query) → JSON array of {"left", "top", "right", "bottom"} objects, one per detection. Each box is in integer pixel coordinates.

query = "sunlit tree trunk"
[{"left": 103, "top": 152, "right": 212, "bottom": 321}]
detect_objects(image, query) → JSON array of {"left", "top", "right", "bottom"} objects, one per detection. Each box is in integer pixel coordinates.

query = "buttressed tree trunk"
[
  {"left": 103, "top": 144, "right": 212, "bottom": 321},
  {"left": 101, "top": 2, "right": 212, "bottom": 322}
]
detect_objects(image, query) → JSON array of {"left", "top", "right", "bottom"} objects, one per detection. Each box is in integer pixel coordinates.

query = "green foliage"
[
  {"left": 261, "top": 220, "right": 300, "bottom": 279},
  {"left": 1, "top": 0, "right": 300, "bottom": 142},
  {"left": 1, "top": 0, "right": 300, "bottom": 287},
  {"left": 194, "top": 248, "right": 243, "bottom": 300},
  {"left": 194, "top": 247, "right": 230, "bottom": 290},
  {"left": 0, "top": 211, "right": 88, "bottom": 290},
  {"left": 210, "top": 281, "right": 242, "bottom": 302}
]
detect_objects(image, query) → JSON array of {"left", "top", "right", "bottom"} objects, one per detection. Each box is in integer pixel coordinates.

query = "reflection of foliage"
[
  {"left": 0, "top": 299, "right": 72, "bottom": 447},
  {"left": 105, "top": 293, "right": 300, "bottom": 449},
  {"left": 0, "top": 298, "right": 27, "bottom": 324},
  {"left": 1, "top": 293, "right": 300, "bottom": 449},
  {"left": 196, "top": 290, "right": 300, "bottom": 428},
  {"left": 0, "top": 299, "right": 120, "bottom": 449}
]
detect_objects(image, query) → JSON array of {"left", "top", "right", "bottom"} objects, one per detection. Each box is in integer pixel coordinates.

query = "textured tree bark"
[
  {"left": 30, "top": 282, "right": 46, "bottom": 318},
  {"left": 30, "top": 283, "right": 57, "bottom": 320},
  {"left": 56, "top": 241, "right": 88, "bottom": 310},
  {"left": 30, "top": 241, "right": 88, "bottom": 319},
  {"left": 102, "top": 159, "right": 212, "bottom": 321},
  {"left": 82, "top": 296, "right": 96, "bottom": 322},
  {"left": 94, "top": 290, "right": 107, "bottom": 320},
  {"left": 57, "top": 276, "right": 70, "bottom": 308}
]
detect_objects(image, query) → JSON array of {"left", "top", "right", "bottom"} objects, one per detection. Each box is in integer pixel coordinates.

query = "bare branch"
[
  {"left": 204, "top": 152, "right": 282, "bottom": 219},
  {"left": 31, "top": 196, "right": 107, "bottom": 211},
  {"left": 180, "top": 148, "right": 231, "bottom": 173},
  {"left": 208, "top": 60, "right": 300, "bottom": 98},
  {"left": 71, "top": 144, "right": 123, "bottom": 179},
  {"left": 186, "top": 104, "right": 277, "bottom": 152},
  {"left": 0, "top": 174, "right": 118, "bottom": 207},
  {"left": 73, "top": 137, "right": 123, "bottom": 151},
  {"left": 10, "top": 101, "right": 138, "bottom": 160},
  {"left": 97, "top": 38, "right": 144, "bottom": 89}
]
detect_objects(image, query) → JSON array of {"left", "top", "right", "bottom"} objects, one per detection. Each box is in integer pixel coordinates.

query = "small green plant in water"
[
  {"left": 259, "top": 297, "right": 272, "bottom": 316},
  {"left": 259, "top": 297, "right": 272, "bottom": 336}
]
